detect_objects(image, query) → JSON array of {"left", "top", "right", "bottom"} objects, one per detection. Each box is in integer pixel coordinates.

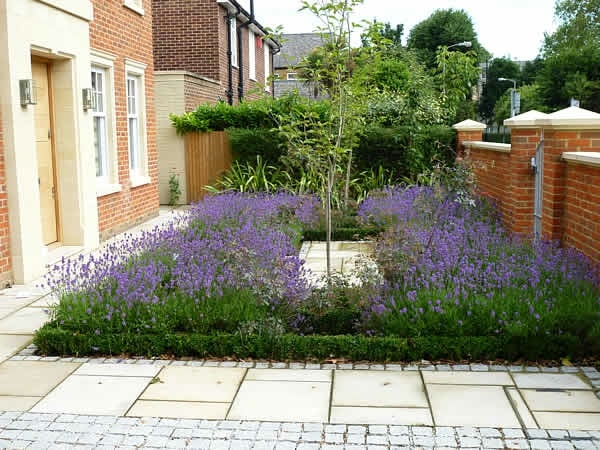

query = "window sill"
[
  {"left": 96, "top": 182, "right": 122, "bottom": 198},
  {"left": 123, "top": 0, "right": 145, "bottom": 16},
  {"left": 130, "top": 174, "right": 151, "bottom": 188}
]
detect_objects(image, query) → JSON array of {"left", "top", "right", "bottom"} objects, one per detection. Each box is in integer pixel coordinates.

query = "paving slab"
[
  {"left": 330, "top": 406, "right": 433, "bottom": 426},
  {"left": 0, "top": 335, "right": 32, "bottom": 362},
  {"left": 140, "top": 366, "right": 245, "bottom": 402},
  {"left": 506, "top": 387, "right": 538, "bottom": 428},
  {"left": 423, "top": 371, "right": 513, "bottom": 385},
  {"left": 31, "top": 375, "right": 151, "bottom": 415},
  {"left": 428, "top": 384, "right": 521, "bottom": 428},
  {"left": 520, "top": 389, "right": 600, "bottom": 412},
  {"left": 332, "top": 370, "right": 427, "bottom": 408},
  {"left": 28, "top": 294, "right": 59, "bottom": 308},
  {"left": 532, "top": 412, "right": 600, "bottom": 430},
  {"left": 228, "top": 380, "right": 330, "bottom": 422},
  {"left": 0, "top": 395, "right": 41, "bottom": 411},
  {"left": 0, "top": 296, "right": 35, "bottom": 311},
  {"left": 0, "top": 361, "right": 80, "bottom": 396},
  {"left": 128, "top": 400, "right": 229, "bottom": 420},
  {"left": 74, "top": 362, "right": 160, "bottom": 378},
  {"left": 245, "top": 369, "right": 331, "bottom": 382},
  {"left": 0, "top": 308, "right": 49, "bottom": 334},
  {"left": 512, "top": 373, "right": 590, "bottom": 390}
]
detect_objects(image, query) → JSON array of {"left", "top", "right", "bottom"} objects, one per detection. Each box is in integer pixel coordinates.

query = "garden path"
[{"left": 0, "top": 208, "right": 598, "bottom": 448}]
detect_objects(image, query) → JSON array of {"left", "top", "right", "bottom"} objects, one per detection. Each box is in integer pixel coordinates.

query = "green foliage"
[
  {"left": 227, "top": 128, "right": 285, "bottom": 165},
  {"left": 354, "top": 125, "right": 456, "bottom": 182},
  {"left": 538, "top": 0, "right": 600, "bottom": 110},
  {"left": 205, "top": 156, "right": 289, "bottom": 194},
  {"left": 168, "top": 174, "right": 182, "bottom": 206},
  {"left": 494, "top": 84, "right": 549, "bottom": 124},
  {"left": 34, "top": 326, "right": 595, "bottom": 361},
  {"left": 478, "top": 58, "right": 523, "bottom": 124},
  {"left": 407, "top": 8, "right": 486, "bottom": 70}
]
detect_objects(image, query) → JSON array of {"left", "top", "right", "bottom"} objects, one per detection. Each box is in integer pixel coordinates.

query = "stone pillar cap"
[
  {"left": 503, "top": 110, "right": 549, "bottom": 128},
  {"left": 452, "top": 119, "right": 487, "bottom": 131},
  {"left": 537, "top": 106, "right": 600, "bottom": 129}
]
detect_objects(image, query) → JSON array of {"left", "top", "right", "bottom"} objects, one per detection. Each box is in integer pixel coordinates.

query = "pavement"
[{"left": 0, "top": 207, "right": 599, "bottom": 449}]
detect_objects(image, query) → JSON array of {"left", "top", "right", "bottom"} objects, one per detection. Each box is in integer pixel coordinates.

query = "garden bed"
[{"left": 34, "top": 189, "right": 600, "bottom": 362}]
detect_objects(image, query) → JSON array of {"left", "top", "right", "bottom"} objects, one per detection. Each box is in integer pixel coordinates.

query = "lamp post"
[
  {"left": 498, "top": 77, "right": 519, "bottom": 117},
  {"left": 443, "top": 41, "right": 472, "bottom": 95}
]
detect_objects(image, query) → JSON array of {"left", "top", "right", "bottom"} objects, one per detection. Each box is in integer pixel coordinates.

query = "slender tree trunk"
[
  {"left": 326, "top": 158, "right": 333, "bottom": 291},
  {"left": 344, "top": 148, "right": 352, "bottom": 208}
]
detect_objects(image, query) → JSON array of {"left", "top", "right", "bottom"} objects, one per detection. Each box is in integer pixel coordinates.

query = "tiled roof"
[{"left": 274, "top": 33, "right": 324, "bottom": 68}]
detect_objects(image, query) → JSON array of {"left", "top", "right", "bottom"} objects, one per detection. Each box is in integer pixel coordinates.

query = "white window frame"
[
  {"left": 230, "top": 17, "right": 238, "bottom": 68},
  {"left": 125, "top": 59, "right": 150, "bottom": 187},
  {"left": 264, "top": 44, "right": 270, "bottom": 91},
  {"left": 90, "top": 50, "right": 121, "bottom": 197},
  {"left": 287, "top": 72, "right": 297, "bottom": 81},
  {"left": 248, "top": 30, "right": 256, "bottom": 81},
  {"left": 123, "top": 0, "right": 144, "bottom": 15}
]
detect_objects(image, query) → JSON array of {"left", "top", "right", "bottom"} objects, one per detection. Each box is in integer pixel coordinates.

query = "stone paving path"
[{"left": 0, "top": 208, "right": 599, "bottom": 448}]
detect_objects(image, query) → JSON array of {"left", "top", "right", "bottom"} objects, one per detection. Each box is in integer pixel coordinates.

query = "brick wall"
[
  {"left": 153, "top": 0, "right": 273, "bottom": 105},
  {"left": 184, "top": 73, "right": 223, "bottom": 111},
  {"left": 90, "top": 0, "right": 159, "bottom": 239},
  {"left": 0, "top": 109, "right": 11, "bottom": 284},
  {"left": 563, "top": 160, "right": 600, "bottom": 264},
  {"left": 455, "top": 114, "right": 600, "bottom": 266},
  {"left": 152, "top": 0, "right": 221, "bottom": 80}
]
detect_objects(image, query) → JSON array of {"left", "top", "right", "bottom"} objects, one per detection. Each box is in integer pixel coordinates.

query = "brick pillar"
[
  {"left": 538, "top": 107, "right": 600, "bottom": 241},
  {"left": 0, "top": 107, "right": 11, "bottom": 284},
  {"left": 452, "top": 119, "right": 486, "bottom": 158},
  {"left": 503, "top": 111, "right": 549, "bottom": 235}
]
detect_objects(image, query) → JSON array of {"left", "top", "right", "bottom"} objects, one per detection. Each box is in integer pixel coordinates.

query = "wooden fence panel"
[{"left": 185, "top": 131, "right": 231, "bottom": 203}]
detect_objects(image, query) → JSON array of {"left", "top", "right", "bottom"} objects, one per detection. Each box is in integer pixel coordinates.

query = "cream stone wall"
[
  {"left": 154, "top": 72, "right": 187, "bottom": 205},
  {"left": 0, "top": 0, "right": 98, "bottom": 283}
]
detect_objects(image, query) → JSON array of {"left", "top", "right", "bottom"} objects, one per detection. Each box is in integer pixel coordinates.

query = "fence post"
[{"left": 452, "top": 119, "right": 487, "bottom": 158}]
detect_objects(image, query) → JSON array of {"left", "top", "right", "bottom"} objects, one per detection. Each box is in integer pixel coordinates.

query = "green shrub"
[
  {"left": 227, "top": 128, "right": 286, "bottom": 165},
  {"left": 34, "top": 326, "right": 594, "bottom": 361}
]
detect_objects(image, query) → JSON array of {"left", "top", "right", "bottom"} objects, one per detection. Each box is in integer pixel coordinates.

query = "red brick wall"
[
  {"left": 458, "top": 127, "right": 600, "bottom": 265},
  {"left": 468, "top": 147, "right": 512, "bottom": 227},
  {"left": 152, "top": 0, "right": 221, "bottom": 80},
  {"left": 563, "top": 161, "right": 600, "bottom": 265},
  {"left": 183, "top": 75, "right": 223, "bottom": 111},
  {"left": 0, "top": 110, "right": 11, "bottom": 284},
  {"left": 90, "top": 0, "right": 159, "bottom": 239},
  {"left": 153, "top": 0, "right": 272, "bottom": 105}
]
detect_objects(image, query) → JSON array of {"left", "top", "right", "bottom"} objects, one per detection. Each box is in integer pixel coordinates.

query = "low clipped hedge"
[
  {"left": 34, "top": 325, "right": 593, "bottom": 362},
  {"left": 302, "top": 226, "right": 382, "bottom": 242}
]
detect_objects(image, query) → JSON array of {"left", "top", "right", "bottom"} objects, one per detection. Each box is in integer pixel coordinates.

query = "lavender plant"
[{"left": 358, "top": 186, "right": 600, "bottom": 339}]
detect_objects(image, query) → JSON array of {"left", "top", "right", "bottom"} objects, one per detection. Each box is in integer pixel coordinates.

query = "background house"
[
  {"left": 274, "top": 33, "right": 324, "bottom": 99},
  {"left": 0, "top": 0, "right": 159, "bottom": 284},
  {"left": 152, "top": 0, "right": 279, "bottom": 205}
]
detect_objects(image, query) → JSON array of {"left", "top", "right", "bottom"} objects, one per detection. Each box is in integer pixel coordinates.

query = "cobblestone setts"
[{"left": 0, "top": 413, "right": 599, "bottom": 449}]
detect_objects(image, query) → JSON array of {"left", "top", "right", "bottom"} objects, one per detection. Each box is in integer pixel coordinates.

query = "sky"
[{"left": 240, "top": 0, "right": 558, "bottom": 61}]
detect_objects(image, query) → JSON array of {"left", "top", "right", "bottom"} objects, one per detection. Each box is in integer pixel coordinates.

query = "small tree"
[{"left": 277, "top": 0, "right": 365, "bottom": 283}]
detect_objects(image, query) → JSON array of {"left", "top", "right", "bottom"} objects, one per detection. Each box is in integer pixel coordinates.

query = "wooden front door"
[{"left": 32, "top": 60, "right": 58, "bottom": 245}]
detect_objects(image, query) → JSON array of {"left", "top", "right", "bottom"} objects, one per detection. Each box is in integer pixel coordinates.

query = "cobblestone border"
[{"left": 0, "top": 411, "right": 599, "bottom": 449}]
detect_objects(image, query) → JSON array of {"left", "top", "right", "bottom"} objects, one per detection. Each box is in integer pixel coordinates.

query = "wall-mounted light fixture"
[
  {"left": 19, "top": 79, "right": 37, "bottom": 106},
  {"left": 82, "top": 88, "right": 96, "bottom": 111}
]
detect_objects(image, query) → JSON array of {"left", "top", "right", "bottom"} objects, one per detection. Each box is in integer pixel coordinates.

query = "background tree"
[
  {"left": 478, "top": 58, "right": 522, "bottom": 124},
  {"left": 494, "top": 83, "right": 548, "bottom": 123},
  {"left": 537, "top": 0, "right": 600, "bottom": 110},
  {"left": 406, "top": 9, "right": 486, "bottom": 70}
]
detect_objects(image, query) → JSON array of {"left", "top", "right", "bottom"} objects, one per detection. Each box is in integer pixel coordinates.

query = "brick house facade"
[
  {"left": 90, "top": 0, "right": 159, "bottom": 240},
  {"left": 0, "top": 0, "right": 159, "bottom": 284},
  {"left": 152, "top": 0, "right": 280, "bottom": 204}
]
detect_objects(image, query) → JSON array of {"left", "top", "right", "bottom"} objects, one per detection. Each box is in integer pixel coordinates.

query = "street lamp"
[
  {"left": 442, "top": 41, "right": 472, "bottom": 94},
  {"left": 498, "top": 77, "right": 520, "bottom": 117},
  {"left": 498, "top": 77, "right": 516, "bottom": 90},
  {"left": 448, "top": 41, "right": 472, "bottom": 50}
]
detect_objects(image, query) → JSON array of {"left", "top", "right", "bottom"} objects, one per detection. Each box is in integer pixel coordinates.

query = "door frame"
[{"left": 32, "top": 55, "right": 61, "bottom": 245}]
